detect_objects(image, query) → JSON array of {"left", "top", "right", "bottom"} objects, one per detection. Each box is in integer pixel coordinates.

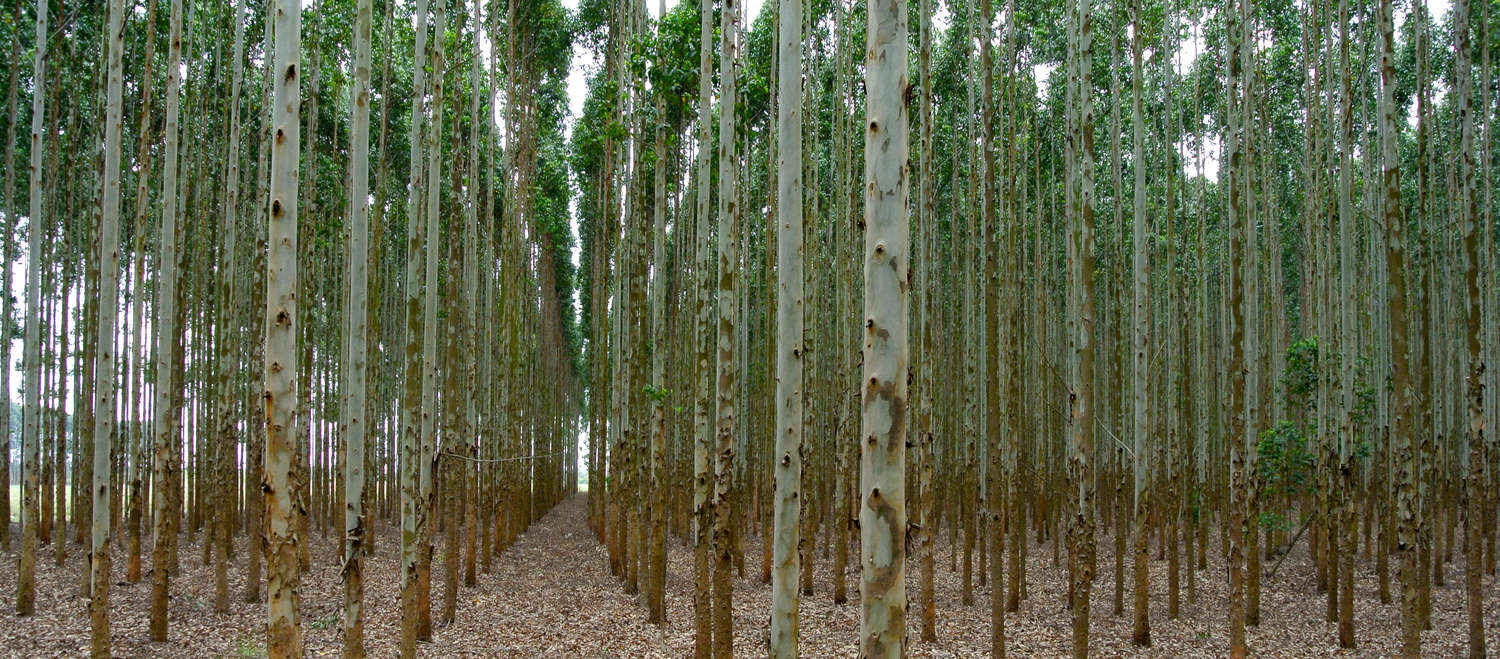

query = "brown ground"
[{"left": 1, "top": 496, "right": 1496, "bottom": 657}]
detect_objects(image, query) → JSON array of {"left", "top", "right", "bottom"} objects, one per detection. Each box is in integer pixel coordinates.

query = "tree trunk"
[
  {"left": 88, "top": 0, "right": 125, "bottom": 652},
  {"left": 712, "top": 0, "right": 740, "bottom": 655},
  {"left": 1226, "top": 1, "right": 1249, "bottom": 654},
  {"left": 1065, "top": 0, "right": 1096, "bottom": 655},
  {"left": 15, "top": 0, "right": 48, "bottom": 616},
  {"left": 859, "top": 0, "right": 909, "bottom": 654},
  {"left": 692, "top": 0, "right": 714, "bottom": 655},
  {"left": 769, "top": 0, "right": 803, "bottom": 651},
  {"left": 916, "top": 0, "right": 937, "bottom": 642},
  {"left": 1129, "top": 1, "right": 1150, "bottom": 645},
  {"left": 417, "top": 0, "right": 447, "bottom": 642},
  {"left": 1453, "top": 1, "right": 1487, "bottom": 656},
  {"left": 147, "top": 0, "right": 186, "bottom": 641},
  {"left": 213, "top": 0, "right": 247, "bottom": 618},
  {"left": 646, "top": 0, "right": 670, "bottom": 626},
  {"left": 264, "top": 0, "right": 304, "bottom": 653},
  {"left": 400, "top": 1, "right": 432, "bottom": 654},
  {"left": 122, "top": 0, "right": 159, "bottom": 585},
  {"left": 341, "top": 0, "right": 373, "bottom": 651}
]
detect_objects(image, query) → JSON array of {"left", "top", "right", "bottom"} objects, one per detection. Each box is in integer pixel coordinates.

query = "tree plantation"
[{"left": 0, "top": 0, "right": 1497, "bottom": 656}]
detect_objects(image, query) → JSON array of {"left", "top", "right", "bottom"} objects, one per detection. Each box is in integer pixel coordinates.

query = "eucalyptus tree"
[
  {"left": 646, "top": 0, "right": 671, "bottom": 626},
  {"left": 0, "top": 24, "right": 19, "bottom": 558},
  {"left": 417, "top": 0, "right": 449, "bottom": 642},
  {"left": 977, "top": 0, "right": 1002, "bottom": 650},
  {"left": 1452, "top": 0, "right": 1486, "bottom": 655},
  {"left": 88, "top": 0, "right": 127, "bottom": 651},
  {"left": 122, "top": 0, "right": 159, "bottom": 587},
  {"left": 712, "top": 0, "right": 741, "bottom": 655},
  {"left": 860, "top": 0, "right": 909, "bottom": 654},
  {"left": 213, "top": 0, "right": 248, "bottom": 617},
  {"left": 1128, "top": 0, "right": 1150, "bottom": 646},
  {"left": 1064, "top": 0, "right": 1097, "bottom": 655},
  {"left": 692, "top": 0, "right": 714, "bottom": 653},
  {"left": 1338, "top": 0, "right": 1362, "bottom": 651},
  {"left": 342, "top": 0, "right": 374, "bottom": 653},
  {"left": 0, "top": 16, "right": 23, "bottom": 559},
  {"left": 264, "top": 0, "right": 303, "bottom": 653},
  {"left": 148, "top": 0, "right": 186, "bottom": 641},
  {"left": 915, "top": 0, "right": 937, "bottom": 642},
  {"left": 769, "top": 0, "right": 804, "bottom": 653},
  {"left": 400, "top": 0, "right": 434, "bottom": 654},
  {"left": 1376, "top": 0, "right": 1420, "bottom": 654},
  {"left": 462, "top": 0, "right": 484, "bottom": 594},
  {"left": 15, "top": 0, "right": 48, "bottom": 618}
]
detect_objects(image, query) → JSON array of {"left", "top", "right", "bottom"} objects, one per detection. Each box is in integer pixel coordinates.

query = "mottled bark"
[
  {"left": 769, "top": 0, "right": 804, "bottom": 652},
  {"left": 149, "top": 0, "right": 186, "bottom": 641},
  {"left": 692, "top": 1, "right": 714, "bottom": 656},
  {"left": 712, "top": 0, "right": 739, "bottom": 655},
  {"left": 400, "top": 1, "right": 432, "bottom": 654},
  {"left": 860, "top": 0, "right": 909, "bottom": 655},
  {"left": 264, "top": 0, "right": 304, "bottom": 653},
  {"left": 342, "top": 0, "right": 373, "bottom": 652}
]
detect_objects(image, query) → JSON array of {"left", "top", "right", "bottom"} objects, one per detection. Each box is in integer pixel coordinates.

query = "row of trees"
[
  {"left": 579, "top": 0, "right": 1496, "bottom": 657},
  {"left": 3, "top": 0, "right": 580, "bottom": 656},
  {"left": 0, "top": 0, "right": 1495, "bottom": 657}
]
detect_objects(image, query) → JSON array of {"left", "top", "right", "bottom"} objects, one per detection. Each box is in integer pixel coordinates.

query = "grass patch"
[
  {"left": 234, "top": 632, "right": 266, "bottom": 658},
  {"left": 310, "top": 613, "right": 340, "bottom": 630}
]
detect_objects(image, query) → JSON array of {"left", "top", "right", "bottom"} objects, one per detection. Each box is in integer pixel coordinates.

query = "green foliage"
[
  {"left": 1264, "top": 337, "right": 1378, "bottom": 503},
  {"left": 643, "top": 383, "right": 670, "bottom": 403},
  {"left": 1281, "top": 336, "right": 1319, "bottom": 408},
  {"left": 1258, "top": 510, "right": 1291, "bottom": 533},
  {"left": 1258, "top": 420, "right": 1313, "bottom": 499}
]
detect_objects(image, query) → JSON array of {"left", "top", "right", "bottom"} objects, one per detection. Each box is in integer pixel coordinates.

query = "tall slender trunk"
[
  {"left": 460, "top": 0, "right": 481, "bottom": 593},
  {"left": 264, "top": 0, "right": 304, "bottom": 653},
  {"left": 1334, "top": 0, "right": 1355, "bottom": 646},
  {"left": 341, "top": 0, "right": 373, "bottom": 652},
  {"left": 214, "top": 0, "right": 248, "bottom": 617},
  {"left": 1226, "top": 0, "right": 1249, "bottom": 655},
  {"left": 88, "top": 0, "right": 125, "bottom": 653},
  {"left": 979, "top": 0, "right": 1005, "bottom": 652},
  {"left": 147, "top": 0, "right": 186, "bottom": 641},
  {"left": 399, "top": 1, "right": 432, "bottom": 654},
  {"left": 1065, "top": 0, "right": 1096, "bottom": 655},
  {"left": 916, "top": 0, "right": 937, "bottom": 642},
  {"left": 15, "top": 0, "right": 48, "bottom": 615},
  {"left": 1129, "top": 1, "right": 1150, "bottom": 645},
  {"left": 0, "top": 24, "right": 21, "bottom": 557},
  {"left": 416, "top": 0, "right": 448, "bottom": 642},
  {"left": 692, "top": 1, "right": 714, "bottom": 654},
  {"left": 1381, "top": 0, "right": 1421, "bottom": 621},
  {"left": 646, "top": 0, "right": 670, "bottom": 625},
  {"left": 769, "top": 0, "right": 803, "bottom": 651},
  {"left": 711, "top": 0, "right": 740, "bottom": 655},
  {"left": 1453, "top": 1, "right": 1487, "bottom": 656},
  {"left": 123, "top": 0, "right": 159, "bottom": 585},
  {"left": 860, "top": 0, "right": 909, "bottom": 654}
]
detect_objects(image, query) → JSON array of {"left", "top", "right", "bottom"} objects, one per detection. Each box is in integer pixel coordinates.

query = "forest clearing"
[{"left": 0, "top": 0, "right": 1497, "bottom": 656}]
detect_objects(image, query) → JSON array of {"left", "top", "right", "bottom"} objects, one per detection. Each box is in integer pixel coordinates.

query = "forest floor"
[{"left": 1, "top": 496, "right": 1497, "bottom": 657}]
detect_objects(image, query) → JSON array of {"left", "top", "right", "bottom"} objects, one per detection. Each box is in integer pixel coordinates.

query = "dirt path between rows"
[{"left": 3, "top": 494, "right": 1497, "bottom": 657}]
